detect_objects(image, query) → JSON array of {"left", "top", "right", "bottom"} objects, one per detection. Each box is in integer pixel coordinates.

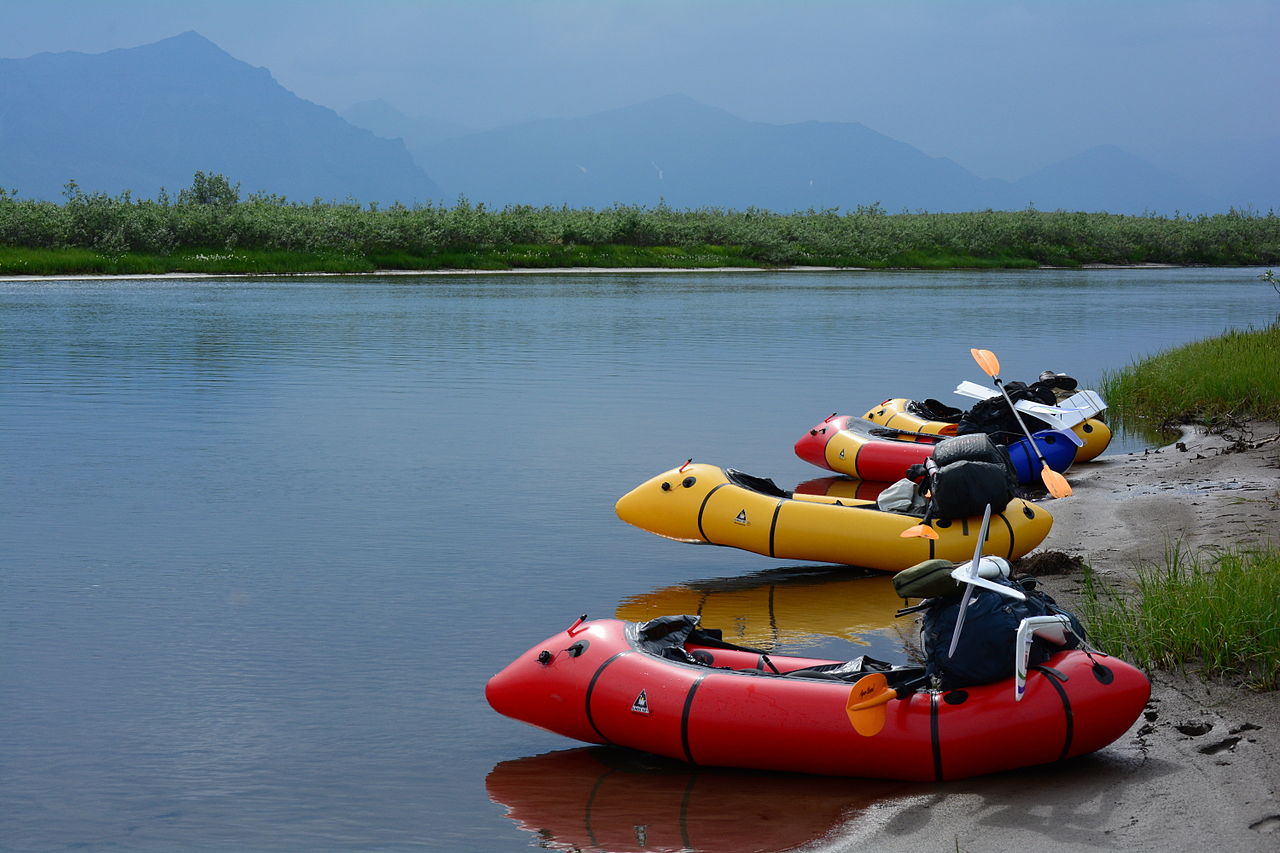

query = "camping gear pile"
[{"left": 487, "top": 349, "right": 1149, "bottom": 782}]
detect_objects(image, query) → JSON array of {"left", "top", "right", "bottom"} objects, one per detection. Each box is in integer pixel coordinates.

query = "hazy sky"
[{"left": 3, "top": 0, "right": 1276, "bottom": 178}]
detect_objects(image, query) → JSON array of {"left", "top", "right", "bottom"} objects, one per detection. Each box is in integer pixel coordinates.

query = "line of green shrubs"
[{"left": 1, "top": 172, "right": 1278, "bottom": 274}]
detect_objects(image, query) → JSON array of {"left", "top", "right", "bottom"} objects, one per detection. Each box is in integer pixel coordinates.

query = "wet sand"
[{"left": 826, "top": 423, "right": 1280, "bottom": 852}]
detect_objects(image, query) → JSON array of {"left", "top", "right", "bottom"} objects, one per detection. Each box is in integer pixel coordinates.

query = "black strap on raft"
[
  {"left": 892, "top": 673, "right": 931, "bottom": 700},
  {"left": 868, "top": 425, "right": 945, "bottom": 443}
]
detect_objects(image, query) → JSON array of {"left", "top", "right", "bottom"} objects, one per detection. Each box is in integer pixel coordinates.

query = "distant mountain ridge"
[
  {"left": 0, "top": 33, "right": 1266, "bottom": 214},
  {"left": 1009, "top": 145, "right": 1218, "bottom": 214},
  {"left": 365, "top": 95, "right": 1238, "bottom": 214},
  {"left": 340, "top": 100, "right": 471, "bottom": 147},
  {"left": 407, "top": 95, "right": 1024, "bottom": 212},
  {"left": 0, "top": 32, "right": 441, "bottom": 204}
]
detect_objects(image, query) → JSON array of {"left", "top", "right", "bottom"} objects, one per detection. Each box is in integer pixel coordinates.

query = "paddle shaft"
[
  {"left": 992, "top": 377, "right": 1055, "bottom": 470},
  {"left": 947, "top": 503, "right": 992, "bottom": 657}
]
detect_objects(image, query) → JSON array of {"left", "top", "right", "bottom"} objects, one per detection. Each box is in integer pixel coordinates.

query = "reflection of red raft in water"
[
  {"left": 486, "top": 746, "right": 907, "bottom": 853},
  {"left": 793, "top": 475, "right": 890, "bottom": 502},
  {"left": 487, "top": 616, "right": 1150, "bottom": 782}
]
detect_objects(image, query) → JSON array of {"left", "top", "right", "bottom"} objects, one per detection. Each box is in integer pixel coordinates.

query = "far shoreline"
[{"left": 0, "top": 262, "right": 1198, "bottom": 283}]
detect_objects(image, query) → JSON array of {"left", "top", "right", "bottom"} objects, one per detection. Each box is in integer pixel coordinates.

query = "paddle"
[
  {"left": 846, "top": 672, "right": 895, "bottom": 736},
  {"left": 866, "top": 424, "right": 946, "bottom": 443},
  {"left": 946, "top": 504, "right": 1028, "bottom": 658},
  {"left": 900, "top": 512, "right": 939, "bottom": 540},
  {"left": 954, "top": 380, "right": 1087, "bottom": 431},
  {"left": 900, "top": 459, "right": 940, "bottom": 540},
  {"left": 1060, "top": 389, "right": 1107, "bottom": 418},
  {"left": 1014, "top": 615, "right": 1073, "bottom": 701},
  {"left": 970, "top": 348, "right": 1073, "bottom": 498}
]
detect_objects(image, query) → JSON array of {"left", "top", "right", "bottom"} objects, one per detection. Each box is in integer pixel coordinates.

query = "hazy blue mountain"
[
  {"left": 1010, "top": 145, "right": 1220, "bottom": 214},
  {"left": 341, "top": 99, "right": 471, "bottom": 147},
  {"left": 0, "top": 32, "right": 441, "bottom": 204},
  {"left": 418, "top": 95, "right": 1232, "bottom": 213},
  {"left": 0, "top": 33, "right": 1249, "bottom": 214},
  {"left": 418, "top": 95, "right": 1021, "bottom": 212},
  {"left": 1143, "top": 137, "right": 1280, "bottom": 213}
]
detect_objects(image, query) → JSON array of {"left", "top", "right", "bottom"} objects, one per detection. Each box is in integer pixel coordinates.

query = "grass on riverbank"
[
  {"left": 1081, "top": 546, "right": 1280, "bottom": 690},
  {"left": 1099, "top": 324, "right": 1280, "bottom": 429},
  {"left": 0, "top": 243, "right": 1053, "bottom": 276},
  {"left": 0, "top": 244, "right": 764, "bottom": 276}
]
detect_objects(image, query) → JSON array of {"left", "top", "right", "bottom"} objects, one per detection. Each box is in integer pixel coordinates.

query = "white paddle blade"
[
  {"left": 947, "top": 504, "right": 995, "bottom": 658},
  {"left": 948, "top": 569, "right": 1028, "bottom": 601},
  {"left": 1014, "top": 399, "right": 1086, "bottom": 428},
  {"left": 970, "top": 505, "right": 992, "bottom": 569},
  {"left": 1015, "top": 615, "right": 1074, "bottom": 701},
  {"left": 1060, "top": 390, "right": 1107, "bottom": 418},
  {"left": 947, "top": 584, "right": 975, "bottom": 658},
  {"left": 955, "top": 380, "right": 999, "bottom": 401}
]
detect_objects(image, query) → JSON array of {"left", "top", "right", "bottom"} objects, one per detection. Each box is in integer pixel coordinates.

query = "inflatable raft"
[
  {"left": 863, "top": 398, "right": 1112, "bottom": 462},
  {"left": 795, "top": 413, "right": 1079, "bottom": 484},
  {"left": 486, "top": 615, "right": 1150, "bottom": 781},
  {"left": 615, "top": 462, "right": 1052, "bottom": 571}
]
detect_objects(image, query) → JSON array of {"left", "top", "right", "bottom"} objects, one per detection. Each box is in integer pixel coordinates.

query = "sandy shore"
[{"left": 827, "top": 423, "right": 1280, "bottom": 852}]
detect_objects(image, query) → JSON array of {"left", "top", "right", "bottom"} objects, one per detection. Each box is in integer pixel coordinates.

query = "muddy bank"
[{"left": 825, "top": 423, "right": 1280, "bottom": 852}]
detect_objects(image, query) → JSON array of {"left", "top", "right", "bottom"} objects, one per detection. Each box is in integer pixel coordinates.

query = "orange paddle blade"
[
  {"left": 901, "top": 522, "right": 940, "bottom": 540},
  {"left": 970, "top": 348, "right": 1001, "bottom": 378},
  {"left": 1041, "top": 465, "right": 1073, "bottom": 498},
  {"left": 846, "top": 673, "right": 894, "bottom": 736}
]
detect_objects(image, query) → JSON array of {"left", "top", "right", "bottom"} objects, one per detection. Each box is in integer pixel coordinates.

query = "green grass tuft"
[
  {"left": 1081, "top": 545, "right": 1280, "bottom": 690},
  {"left": 1100, "top": 324, "right": 1280, "bottom": 428}
]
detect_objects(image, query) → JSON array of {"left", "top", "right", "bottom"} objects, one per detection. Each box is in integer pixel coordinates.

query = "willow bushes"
[{"left": 1, "top": 178, "right": 1277, "bottom": 269}]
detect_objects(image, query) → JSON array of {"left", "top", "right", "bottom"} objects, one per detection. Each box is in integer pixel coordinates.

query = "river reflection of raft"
[
  {"left": 793, "top": 475, "right": 890, "bottom": 501},
  {"left": 486, "top": 746, "right": 908, "bottom": 853},
  {"left": 486, "top": 616, "right": 1150, "bottom": 781},
  {"left": 863, "top": 398, "right": 1112, "bottom": 462},
  {"left": 615, "top": 462, "right": 1052, "bottom": 571},
  {"left": 616, "top": 567, "right": 905, "bottom": 649}
]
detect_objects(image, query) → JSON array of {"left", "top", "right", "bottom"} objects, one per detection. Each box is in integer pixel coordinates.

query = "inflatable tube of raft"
[
  {"left": 863, "top": 398, "right": 1112, "bottom": 462},
  {"left": 615, "top": 463, "right": 1053, "bottom": 571},
  {"left": 486, "top": 617, "right": 1150, "bottom": 781},
  {"left": 795, "top": 413, "right": 1078, "bottom": 484}
]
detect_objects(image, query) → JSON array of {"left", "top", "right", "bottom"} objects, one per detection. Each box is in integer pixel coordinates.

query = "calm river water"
[{"left": 0, "top": 267, "right": 1269, "bottom": 851}]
